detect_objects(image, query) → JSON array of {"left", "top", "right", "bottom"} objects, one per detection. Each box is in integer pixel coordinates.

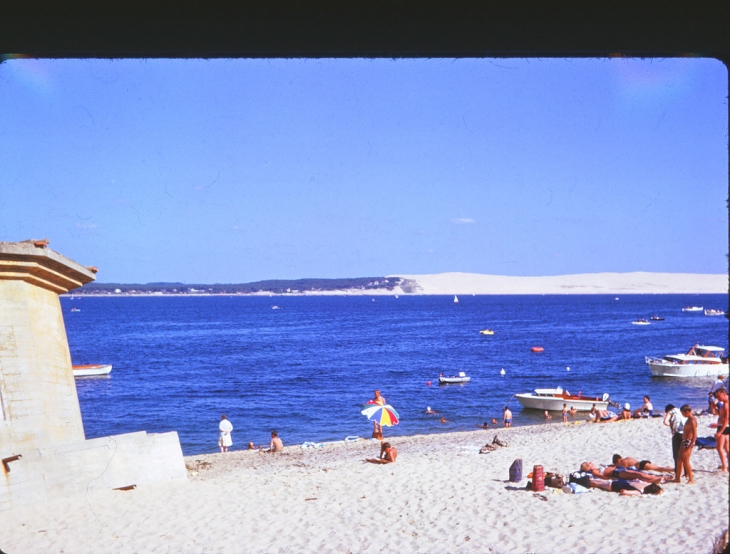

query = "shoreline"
[{"left": 3, "top": 416, "right": 727, "bottom": 552}]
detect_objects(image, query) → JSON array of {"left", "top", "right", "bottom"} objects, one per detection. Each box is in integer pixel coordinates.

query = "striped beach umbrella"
[{"left": 361, "top": 403, "right": 400, "bottom": 426}]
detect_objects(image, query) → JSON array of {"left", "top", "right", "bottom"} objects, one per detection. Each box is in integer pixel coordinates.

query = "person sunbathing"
[
  {"left": 587, "top": 477, "right": 664, "bottom": 496},
  {"left": 611, "top": 454, "right": 674, "bottom": 474},
  {"left": 579, "top": 461, "right": 663, "bottom": 484},
  {"left": 366, "top": 442, "right": 397, "bottom": 464},
  {"left": 595, "top": 409, "right": 618, "bottom": 423}
]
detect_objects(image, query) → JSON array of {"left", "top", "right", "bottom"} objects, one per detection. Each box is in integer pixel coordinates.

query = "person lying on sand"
[
  {"left": 365, "top": 442, "right": 397, "bottom": 464},
  {"left": 611, "top": 454, "right": 674, "bottom": 474},
  {"left": 579, "top": 461, "right": 664, "bottom": 484},
  {"left": 588, "top": 477, "right": 664, "bottom": 496},
  {"left": 595, "top": 409, "right": 618, "bottom": 423}
]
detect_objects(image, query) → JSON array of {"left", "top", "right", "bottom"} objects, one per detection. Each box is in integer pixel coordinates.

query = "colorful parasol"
[{"left": 361, "top": 403, "right": 400, "bottom": 426}]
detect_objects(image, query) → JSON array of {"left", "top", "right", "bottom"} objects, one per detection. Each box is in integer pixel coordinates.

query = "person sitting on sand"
[
  {"left": 611, "top": 454, "right": 674, "bottom": 474},
  {"left": 587, "top": 477, "right": 664, "bottom": 496},
  {"left": 633, "top": 396, "right": 653, "bottom": 418},
  {"left": 366, "top": 442, "right": 397, "bottom": 464},
  {"left": 616, "top": 403, "right": 632, "bottom": 421},
  {"left": 579, "top": 461, "right": 664, "bottom": 484},
  {"left": 267, "top": 431, "right": 284, "bottom": 453},
  {"left": 425, "top": 406, "right": 438, "bottom": 414},
  {"left": 544, "top": 410, "right": 552, "bottom": 420},
  {"left": 503, "top": 406, "right": 512, "bottom": 428}
]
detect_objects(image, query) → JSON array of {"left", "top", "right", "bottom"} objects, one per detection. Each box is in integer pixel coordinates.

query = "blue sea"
[{"left": 62, "top": 294, "right": 728, "bottom": 456}]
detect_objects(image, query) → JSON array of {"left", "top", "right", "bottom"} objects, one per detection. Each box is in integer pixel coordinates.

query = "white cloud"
[{"left": 451, "top": 218, "right": 475, "bottom": 225}]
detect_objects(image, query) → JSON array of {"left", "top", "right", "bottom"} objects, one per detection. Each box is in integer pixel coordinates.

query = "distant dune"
[{"left": 389, "top": 272, "right": 728, "bottom": 295}]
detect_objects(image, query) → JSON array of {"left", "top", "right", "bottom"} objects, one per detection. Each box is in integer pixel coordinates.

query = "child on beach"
[
  {"left": 365, "top": 442, "right": 397, "bottom": 464},
  {"left": 503, "top": 407, "right": 512, "bottom": 428},
  {"left": 562, "top": 404, "right": 568, "bottom": 425},
  {"left": 544, "top": 410, "right": 552, "bottom": 420},
  {"left": 673, "top": 405, "right": 697, "bottom": 484}
]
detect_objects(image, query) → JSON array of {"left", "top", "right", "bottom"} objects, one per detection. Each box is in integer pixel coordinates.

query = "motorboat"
[
  {"left": 705, "top": 309, "right": 725, "bottom": 316},
  {"left": 70, "top": 307, "right": 81, "bottom": 312},
  {"left": 516, "top": 387, "right": 610, "bottom": 411},
  {"left": 682, "top": 306, "right": 703, "bottom": 312},
  {"left": 631, "top": 319, "right": 650, "bottom": 325},
  {"left": 439, "top": 372, "right": 470, "bottom": 384},
  {"left": 645, "top": 344, "right": 728, "bottom": 377},
  {"left": 479, "top": 329, "right": 494, "bottom": 335},
  {"left": 650, "top": 316, "right": 664, "bottom": 321},
  {"left": 72, "top": 364, "right": 112, "bottom": 377}
]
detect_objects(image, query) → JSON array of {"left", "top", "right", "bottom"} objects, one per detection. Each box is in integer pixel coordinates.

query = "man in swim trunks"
[
  {"left": 664, "top": 403, "right": 686, "bottom": 471},
  {"left": 588, "top": 477, "right": 664, "bottom": 496},
  {"left": 672, "top": 405, "right": 696, "bottom": 484},
  {"left": 611, "top": 454, "right": 674, "bottom": 474},
  {"left": 714, "top": 388, "right": 729, "bottom": 472},
  {"left": 579, "top": 461, "right": 663, "bottom": 484},
  {"left": 503, "top": 406, "right": 512, "bottom": 428},
  {"left": 268, "top": 431, "right": 284, "bottom": 453}
]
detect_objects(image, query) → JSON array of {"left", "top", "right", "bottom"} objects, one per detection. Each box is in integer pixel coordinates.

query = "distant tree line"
[{"left": 72, "top": 277, "right": 410, "bottom": 295}]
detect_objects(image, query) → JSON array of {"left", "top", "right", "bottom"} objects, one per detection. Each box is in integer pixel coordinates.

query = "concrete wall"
[
  {"left": 0, "top": 279, "right": 85, "bottom": 447},
  {"left": 1, "top": 431, "right": 188, "bottom": 511}
]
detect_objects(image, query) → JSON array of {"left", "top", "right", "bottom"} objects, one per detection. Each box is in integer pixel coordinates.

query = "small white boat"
[
  {"left": 453, "top": 295, "right": 459, "bottom": 304},
  {"left": 646, "top": 344, "right": 728, "bottom": 377},
  {"left": 479, "top": 329, "right": 494, "bottom": 335},
  {"left": 439, "top": 371, "right": 470, "bottom": 384},
  {"left": 705, "top": 309, "right": 725, "bottom": 316},
  {"left": 72, "top": 364, "right": 112, "bottom": 377},
  {"left": 682, "top": 306, "right": 703, "bottom": 312},
  {"left": 631, "top": 319, "right": 650, "bottom": 325},
  {"left": 271, "top": 305, "right": 280, "bottom": 309},
  {"left": 70, "top": 307, "right": 81, "bottom": 312},
  {"left": 516, "top": 387, "right": 610, "bottom": 411}
]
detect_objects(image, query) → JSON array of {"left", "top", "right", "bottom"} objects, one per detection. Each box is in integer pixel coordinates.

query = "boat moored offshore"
[
  {"left": 72, "top": 364, "right": 112, "bottom": 377},
  {"left": 516, "top": 387, "right": 610, "bottom": 411},
  {"left": 645, "top": 344, "right": 728, "bottom": 378}
]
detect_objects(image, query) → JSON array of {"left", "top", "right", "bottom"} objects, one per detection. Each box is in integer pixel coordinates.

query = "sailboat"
[{"left": 453, "top": 295, "right": 459, "bottom": 304}]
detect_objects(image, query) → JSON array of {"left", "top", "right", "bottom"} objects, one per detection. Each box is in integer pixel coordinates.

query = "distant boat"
[
  {"left": 650, "top": 316, "right": 664, "bottom": 321},
  {"left": 439, "top": 371, "right": 470, "bottom": 384},
  {"left": 70, "top": 307, "right": 81, "bottom": 312},
  {"left": 632, "top": 319, "right": 650, "bottom": 325},
  {"left": 705, "top": 309, "right": 725, "bottom": 316},
  {"left": 480, "top": 329, "right": 494, "bottom": 335},
  {"left": 531, "top": 346, "right": 544, "bottom": 353},
  {"left": 72, "top": 364, "right": 112, "bottom": 377},
  {"left": 271, "top": 305, "right": 280, "bottom": 309},
  {"left": 453, "top": 296, "right": 459, "bottom": 304},
  {"left": 682, "top": 306, "right": 703, "bottom": 312}
]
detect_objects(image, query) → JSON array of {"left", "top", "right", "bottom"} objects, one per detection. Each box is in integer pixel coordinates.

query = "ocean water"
[{"left": 62, "top": 294, "right": 728, "bottom": 456}]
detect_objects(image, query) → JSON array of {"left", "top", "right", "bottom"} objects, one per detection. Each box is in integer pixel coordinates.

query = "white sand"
[
  {"left": 2, "top": 416, "right": 727, "bottom": 553},
  {"left": 393, "top": 272, "right": 728, "bottom": 295}
]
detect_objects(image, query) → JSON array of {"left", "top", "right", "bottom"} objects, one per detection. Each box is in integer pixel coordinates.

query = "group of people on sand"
[
  {"left": 575, "top": 457, "right": 671, "bottom": 496},
  {"left": 366, "top": 389, "right": 398, "bottom": 464},
  {"left": 217, "top": 415, "right": 284, "bottom": 454},
  {"left": 586, "top": 395, "right": 654, "bottom": 424}
]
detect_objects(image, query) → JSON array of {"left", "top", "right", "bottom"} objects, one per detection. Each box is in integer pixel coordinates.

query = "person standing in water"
[
  {"left": 218, "top": 414, "right": 233, "bottom": 453},
  {"left": 503, "top": 406, "right": 512, "bottom": 428},
  {"left": 562, "top": 403, "right": 568, "bottom": 425}
]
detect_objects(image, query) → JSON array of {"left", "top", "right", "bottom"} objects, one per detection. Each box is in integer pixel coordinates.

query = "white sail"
[{"left": 454, "top": 295, "right": 459, "bottom": 303}]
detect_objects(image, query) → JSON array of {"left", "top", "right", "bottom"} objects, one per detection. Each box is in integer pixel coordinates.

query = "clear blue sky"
[{"left": 0, "top": 58, "right": 727, "bottom": 283}]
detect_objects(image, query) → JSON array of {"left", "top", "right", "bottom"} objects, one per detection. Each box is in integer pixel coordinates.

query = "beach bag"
[
  {"left": 544, "top": 472, "right": 566, "bottom": 488},
  {"left": 509, "top": 458, "right": 523, "bottom": 482},
  {"left": 569, "top": 471, "right": 591, "bottom": 489}
]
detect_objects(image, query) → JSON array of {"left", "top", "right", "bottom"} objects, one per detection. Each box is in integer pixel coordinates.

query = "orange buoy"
[
  {"left": 531, "top": 346, "right": 544, "bottom": 353},
  {"left": 427, "top": 381, "right": 431, "bottom": 386}
]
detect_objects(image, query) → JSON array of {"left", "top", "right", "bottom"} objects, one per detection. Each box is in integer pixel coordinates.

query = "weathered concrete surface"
[{"left": 0, "top": 240, "right": 187, "bottom": 511}]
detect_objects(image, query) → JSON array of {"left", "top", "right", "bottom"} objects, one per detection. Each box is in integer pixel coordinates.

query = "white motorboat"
[
  {"left": 439, "top": 372, "right": 470, "bottom": 384},
  {"left": 516, "top": 387, "right": 610, "bottom": 411},
  {"left": 631, "top": 319, "right": 650, "bottom": 325},
  {"left": 682, "top": 306, "right": 703, "bottom": 312},
  {"left": 705, "top": 309, "right": 725, "bottom": 316},
  {"left": 645, "top": 344, "right": 728, "bottom": 377},
  {"left": 72, "top": 364, "right": 112, "bottom": 377}
]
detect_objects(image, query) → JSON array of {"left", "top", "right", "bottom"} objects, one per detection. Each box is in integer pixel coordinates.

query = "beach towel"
[{"left": 695, "top": 436, "right": 717, "bottom": 450}]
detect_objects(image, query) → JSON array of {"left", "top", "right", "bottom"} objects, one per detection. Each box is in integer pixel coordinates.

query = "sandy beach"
[{"left": 2, "top": 415, "right": 727, "bottom": 553}]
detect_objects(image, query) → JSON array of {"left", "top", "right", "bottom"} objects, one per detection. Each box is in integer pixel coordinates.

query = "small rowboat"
[
  {"left": 439, "top": 372, "right": 470, "bottom": 384},
  {"left": 72, "top": 364, "right": 112, "bottom": 377}
]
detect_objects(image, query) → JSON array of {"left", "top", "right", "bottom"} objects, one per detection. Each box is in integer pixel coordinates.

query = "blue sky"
[{"left": 0, "top": 58, "right": 726, "bottom": 283}]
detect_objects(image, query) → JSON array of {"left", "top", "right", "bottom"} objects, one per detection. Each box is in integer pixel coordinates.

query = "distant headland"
[{"left": 67, "top": 272, "right": 727, "bottom": 296}]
